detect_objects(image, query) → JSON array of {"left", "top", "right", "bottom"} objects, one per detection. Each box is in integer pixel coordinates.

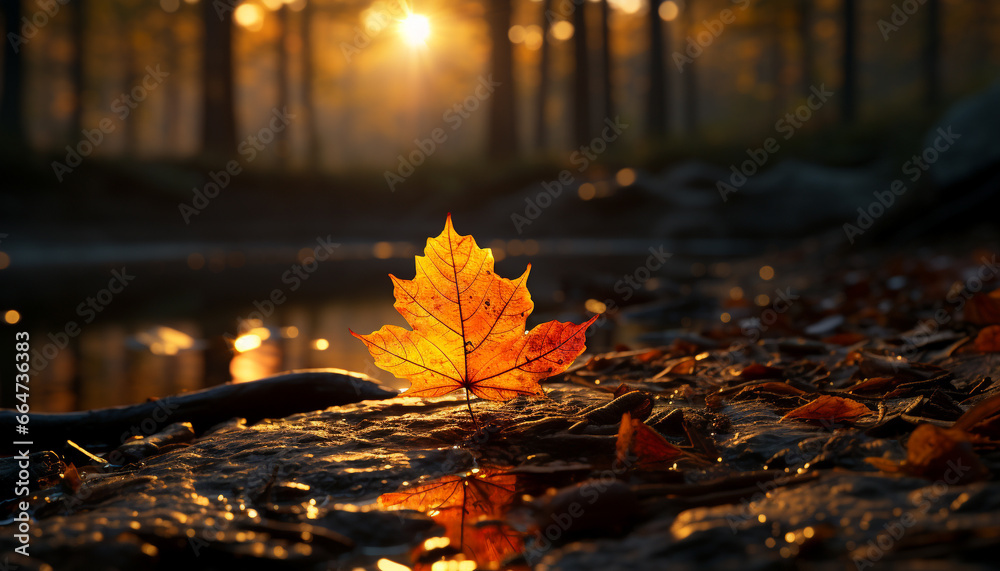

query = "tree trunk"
[
  {"left": 70, "top": 0, "right": 86, "bottom": 139},
  {"left": 162, "top": 22, "right": 182, "bottom": 155},
  {"left": 600, "top": 0, "right": 613, "bottom": 122},
  {"left": 923, "top": 0, "right": 940, "bottom": 107},
  {"left": 797, "top": 0, "right": 814, "bottom": 97},
  {"left": 534, "top": 0, "right": 555, "bottom": 150},
  {"left": 301, "top": 1, "right": 320, "bottom": 168},
  {"left": 682, "top": 0, "right": 696, "bottom": 135},
  {"left": 122, "top": 27, "right": 140, "bottom": 153},
  {"left": 572, "top": 0, "right": 590, "bottom": 147},
  {"left": 0, "top": 0, "right": 26, "bottom": 144},
  {"left": 841, "top": 0, "right": 857, "bottom": 123},
  {"left": 201, "top": 0, "right": 238, "bottom": 157},
  {"left": 647, "top": 0, "right": 666, "bottom": 137},
  {"left": 276, "top": 5, "right": 290, "bottom": 164},
  {"left": 487, "top": 0, "right": 516, "bottom": 158}
]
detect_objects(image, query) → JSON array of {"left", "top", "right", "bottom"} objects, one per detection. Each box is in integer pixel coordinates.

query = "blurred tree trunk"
[
  {"left": 0, "top": 0, "right": 26, "bottom": 144},
  {"left": 487, "top": 0, "right": 516, "bottom": 158},
  {"left": 162, "top": 23, "right": 182, "bottom": 155},
  {"left": 923, "top": 0, "right": 940, "bottom": 107},
  {"left": 70, "top": 0, "right": 86, "bottom": 137},
  {"left": 571, "top": 0, "right": 590, "bottom": 147},
  {"left": 841, "top": 0, "right": 857, "bottom": 123},
  {"left": 534, "top": 0, "right": 555, "bottom": 150},
  {"left": 682, "top": 0, "right": 696, "bottom": 135},
  {"left": 301, "top": 1, "right": 320, "bottom": 168},
  {"left": 797, "top": 0, "right": 814, "bottom": 97},
  {"left": 769, "top": 13, "right": 785, "bottom": 117},
  {"left": 122, "top": 28, "right": 140, "bottom": 153},
  {"left": 599, "top": 0, "right": 613, "bottom": 121},
  {"left": 647, "top": 0, "right": 666, "bottom": 137},
  {"left": 276, "top": 5, "right": 290, "bottom": 163},
  {"left": 201, "top": 0, "right": 237, "bottom": 156}
]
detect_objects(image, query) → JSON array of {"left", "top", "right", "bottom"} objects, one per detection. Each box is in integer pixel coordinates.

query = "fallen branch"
[{"left": 1, "top": 369, "right": 396, "bottom": 454}]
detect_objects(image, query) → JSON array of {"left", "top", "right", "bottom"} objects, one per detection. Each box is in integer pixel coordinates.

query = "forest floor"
[{"left": 3, "top": 234, "right": 1000, "bottom": 570}]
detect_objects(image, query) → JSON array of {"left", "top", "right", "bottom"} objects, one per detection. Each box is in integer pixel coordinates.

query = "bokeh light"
[
  {"left": 659, "top": 1, "right": 679, "bottom": 21},
  {"left": 234, "top": 3, "right": 265, "bottom": 31},
  {"left": 551, "top": 21, "right": 574, "bottom": 41}
]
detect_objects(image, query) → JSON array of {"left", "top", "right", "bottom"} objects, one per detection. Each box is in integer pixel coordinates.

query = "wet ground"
[{"left": 4, "top": 236, "right": 1000, "bottom": 570}]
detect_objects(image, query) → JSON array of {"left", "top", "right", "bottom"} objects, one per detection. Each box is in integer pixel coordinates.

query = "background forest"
[{"left": 1, "top": 0, "right": 999, "bottom": 412}]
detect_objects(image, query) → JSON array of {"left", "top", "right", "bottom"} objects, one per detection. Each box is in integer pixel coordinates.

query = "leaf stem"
[{"left": 466, "top": 389, "right": 480, "bottom": 432}]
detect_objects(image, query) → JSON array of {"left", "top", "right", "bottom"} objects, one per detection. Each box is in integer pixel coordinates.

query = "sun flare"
[{"left": 399, "top": 14, "right": 430, "bottom": 46}]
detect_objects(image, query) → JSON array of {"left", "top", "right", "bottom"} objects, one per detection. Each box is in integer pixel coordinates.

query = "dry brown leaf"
[
  {"left": 780, "top": 395, "right": 870, "bottom": 424},
  {"left": 965, "top": 290, "right": 1000, "bottom": 325},
  {"left": 973, "top": 325, "right": 1000, "bottom": 353}
]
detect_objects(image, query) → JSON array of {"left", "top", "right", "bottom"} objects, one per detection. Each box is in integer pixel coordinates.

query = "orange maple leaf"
[
  {"left": 351, "top": 215, "right": 597, "bottom": 412},
  {"left": 378, "top": 470, "right": 522, "bottom": 565}
]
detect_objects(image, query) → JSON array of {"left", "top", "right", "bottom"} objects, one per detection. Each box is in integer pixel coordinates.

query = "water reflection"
[
  {"left": 377, "top": 469, "right": 524, "bottom": 569},
  {"left": 26, "top": 299, "right": 408, "bottom": 412}
]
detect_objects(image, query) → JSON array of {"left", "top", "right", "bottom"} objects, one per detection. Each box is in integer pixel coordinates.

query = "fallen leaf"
[
  {"left": 954, "top": 393, "right": 1000, "bottom": 437},
  {"left": 613, "top": 383, "right": 636, "bottom": 399},
  {"left": 663, "top": 357, "right": 697, "bottom": 376},
  {"left": 739, "top": 364, "right": 783, "bottom": 380},
  {"left": 636, "top": 349, "right": 665, "bottom": 363},
  {"left": 780, "top": 395, "right": 870, "bottom": 424},
  {"left": 848, "top": 376, "right": 902, "bottom": 395},
  {"left": 352, "top": 216, "right": 597, "bottom": 406},
  {"left": 616, "top": 412, "right": 705, "bottom": 470},
  {"left": 973, "top": 325, "right": 1000, "bottom": 353},
  {"left": 823, "top": 332, "right": 868, "bottom": 346},
  {"left": 62, "top": 463, "right": 82, "bottom": 493},
  {"left": 901, "top": 424, "right": 990, "bottom": 483},
  {"left": 965, "top": 290, "right": 1000, "bottom": 325}
]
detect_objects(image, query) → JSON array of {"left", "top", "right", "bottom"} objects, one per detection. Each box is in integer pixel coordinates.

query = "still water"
[{"left": 12, "top": 236, "right": 761, "bottom": 412}]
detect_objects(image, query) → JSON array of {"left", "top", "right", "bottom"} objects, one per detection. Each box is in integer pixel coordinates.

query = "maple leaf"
[
  {"left": 377, "top": 470, "right": 522, "bottom": 564},
  {"left": 352, "top": 215, "right": 597, "bottom": 421}
]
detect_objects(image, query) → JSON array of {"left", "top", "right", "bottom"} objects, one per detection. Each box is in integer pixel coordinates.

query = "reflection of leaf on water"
[{"left": 378, "top": 469, "right": 523, "bottom": 565}]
